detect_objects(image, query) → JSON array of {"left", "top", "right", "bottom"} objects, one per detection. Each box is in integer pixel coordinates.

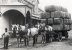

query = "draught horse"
[{"left": 16, "top": 25, "right": 39, "bottom": 47}]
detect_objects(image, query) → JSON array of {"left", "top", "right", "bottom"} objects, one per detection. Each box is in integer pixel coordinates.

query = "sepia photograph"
[{"left": 0, "top": 0, "right": 72, "bottom": 50}]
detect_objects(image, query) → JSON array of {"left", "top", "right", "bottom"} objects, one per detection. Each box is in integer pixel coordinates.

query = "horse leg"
[
  {"left": 33, "top": 36, "right": 36, "bottom": 46},
  {"left": 20, "top": 37, "right": 22, "bottom": 43},
  {"left": 44, "top": 34, "right": 46, "bottom": 43},
  {"left": 42, "top": 33, "right": 44, "bottom": 43},
  {"left": 49, "top": 32, "right": 53, "bottom": 42},
  {"left": 17, "top": 38, "right": 19, "bottom": 47},
  {"left": 27, "top": 36, "right": 29, "bottom": 46},
  {"left": 24, "top": 37, "right": 27, "bottom": 46},
  {"left": 41, "top": 32, "right": 43, "bottom": 43},
  {"left": 46, "top": 31, "right": 48, "bottom": 43},
  {"left": 35, "top": 34, "right": 38, "bottom": 44},
  {"left": 36, "top": 37, "right": 37, "bottom": 44}
]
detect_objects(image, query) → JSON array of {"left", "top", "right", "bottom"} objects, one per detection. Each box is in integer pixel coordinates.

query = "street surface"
[{"left": 0, "top": 30, "right": 72, "bottom": 50}]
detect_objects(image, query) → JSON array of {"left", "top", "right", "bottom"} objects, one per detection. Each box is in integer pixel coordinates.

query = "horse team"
[{"left": 12, "top": 23, "right": 53, "bottom": 47}]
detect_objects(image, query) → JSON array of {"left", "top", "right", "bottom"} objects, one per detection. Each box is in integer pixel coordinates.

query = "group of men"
[
  {"left": 37, "top": 22, "right": 53, "bottom": 43},
  {"left": 2, "top": 22, "right": 53, "bottom": 49}
]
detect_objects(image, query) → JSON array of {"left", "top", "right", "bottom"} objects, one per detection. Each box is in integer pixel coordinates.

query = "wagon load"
[
  {"left": 40, "top": 5, "right": 72, "bottom": 41},
  {"left": 45, "top": 5, "right": 68, "bottom": 12},
  {"left": 41, "top": 5, "right": 71, "bottom": 30}
]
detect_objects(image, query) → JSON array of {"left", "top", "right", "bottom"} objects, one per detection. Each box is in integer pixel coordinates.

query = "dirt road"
[{"left": 1, "top": 30, "right": 72, "bottom": 50}]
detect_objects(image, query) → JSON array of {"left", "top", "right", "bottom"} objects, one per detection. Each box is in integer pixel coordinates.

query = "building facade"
[{"left": 0, "top": 0, "right": 43, "bottom": 37}]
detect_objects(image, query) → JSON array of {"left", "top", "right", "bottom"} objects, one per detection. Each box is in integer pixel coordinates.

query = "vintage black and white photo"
[{"left": 0, "top": 0, "right": 72, "bottom": 50}]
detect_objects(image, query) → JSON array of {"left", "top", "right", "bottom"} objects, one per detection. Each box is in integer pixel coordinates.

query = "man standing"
[
  {"left": 2, "top": 28, "right": 10, "bottom": 49},
  {"left": 45, "top": 25, "right": 53, "bottom": 42},
  {"left": 40, "top": 22, "right": 46, "bottom": 43}
]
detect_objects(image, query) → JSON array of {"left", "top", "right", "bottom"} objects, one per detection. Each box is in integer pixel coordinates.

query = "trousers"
[{"left": 4, "top": 36, "right": 9, "bottom": 49}]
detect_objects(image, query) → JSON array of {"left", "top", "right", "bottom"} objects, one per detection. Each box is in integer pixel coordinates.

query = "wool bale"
[
  {"left": 51, "top": 11, "right": 70, "bottom": 18},
  {"left": 68, "top": 13, "right": 71, "bottom": 19},
  {"left": 64, "top": 19, "right": 71, "bottom": 25},
  {"left": 41, "top": 12, "right": 50, "bottom": 19},
  {"left": 54, "top": 18, "right": 62, "bottom": 24},
  {"left": 54, "top": 11, "right": 61, "bottom": 18},
  {"left": 45, "top": 5, "right": 57, "bottom": 12},
  {"left": 64, "top": 25, "right": 71, "bottom": 30},
  {"left": 41, "top": 19, "right": 46, "bottom": 23},
  {"left": 62, "top": 12, "right": 66, "bottom": 18},
  {"left": 64, "top": 12, "right": 71, "bottom": 19},
  {"left": 48, "top": 18, "right": 53, "bottom": 24},
  {"left": 53, "top": 11, "right": 63, "bottom": 18}
]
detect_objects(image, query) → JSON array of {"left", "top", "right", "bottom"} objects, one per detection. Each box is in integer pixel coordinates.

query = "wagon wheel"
[{"left": 58, "top": 32, "right": 62, "bottom": 42}]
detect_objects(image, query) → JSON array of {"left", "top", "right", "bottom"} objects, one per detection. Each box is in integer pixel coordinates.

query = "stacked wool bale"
[
  {"left": 48, "top": 18, "right": 53, "bottom": 25},
  {"left": 63, "top": 13, "right": 71, "bottom": 30},
  {"left": 44, "top": 5, "right": 71, "bottom": 31},
  {"left": 40, "top": 12, "right": 53, "bottom": 25}
]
